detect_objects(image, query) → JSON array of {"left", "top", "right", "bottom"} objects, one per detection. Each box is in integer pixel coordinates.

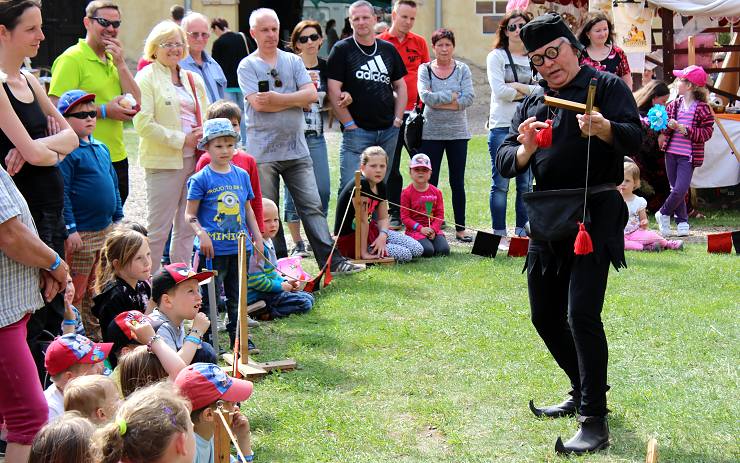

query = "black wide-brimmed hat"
[{"left": 520, "top": 13, "right": 584, "bottom": 54}]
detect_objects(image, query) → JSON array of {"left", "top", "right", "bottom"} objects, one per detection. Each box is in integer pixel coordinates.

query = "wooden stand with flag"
[
  {"left": 222, "top": 232, "right": 297, "bottom": 380},
  {"left": 351, "top": 171, "right": 395, "bottom": 265}
]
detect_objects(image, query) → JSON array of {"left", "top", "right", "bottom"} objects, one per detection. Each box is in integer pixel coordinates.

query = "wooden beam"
[
  {"left": 710, "top": 107, "right": 740, "bottom": 162},
  {"left": 544, "top": 96, "right": 600, "bottom": 113},
  {"left": 353, "top": 170, "right": 361, "bottom": 260},
  {"left": 660, "top": 8, "right": 675, "bottom": 80},
  {"left": 688, "top": 35, "right": 696, "bottom": 66}
]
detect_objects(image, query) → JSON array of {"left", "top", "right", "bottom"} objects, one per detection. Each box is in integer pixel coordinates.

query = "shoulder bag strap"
[
  {"left": 504, "top": 48, "right": 519, "bottom": 83},
  {"left": 186, "top": 71, "right": 203, "bottom": 127},
  {"left": 239, "top": 31, "right": 251, "bottom": 55}
]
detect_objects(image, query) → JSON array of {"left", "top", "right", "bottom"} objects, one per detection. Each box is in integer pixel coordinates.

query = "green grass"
[{"left": 123, "top": 130, "right": 740, "bottom": 462}]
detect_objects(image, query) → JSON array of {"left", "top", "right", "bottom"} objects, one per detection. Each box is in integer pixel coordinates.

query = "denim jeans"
[
  {"left": 225, "top": 88, "right": 247, "bottom": 145},
  {"left": 199, "top": 254, "right": 239, "bottom": 343},
  {"left": 338, "top": 125, "right": 399, "bottom": 193},
  {"left": 258, "top": 156, "right": 344, "bottom": 269},
  {"left": 420, "top": 138, "right": 469, "bottom": 232},
  {"left": 488, "top": 127, "right": 532, "bottom": 235},
  {"left": 386, "top": 113, "right": 410, "bottom": 217},
  {"left": 251, "top": 290, "right": 314, "bottom": 318},
  {"left": 284, "top": 133, "right": 330, "bottom": 222}
]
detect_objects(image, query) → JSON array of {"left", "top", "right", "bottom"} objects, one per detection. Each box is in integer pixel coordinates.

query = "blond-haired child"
[
  {"left": 63, "top": 374, "right": 120, "bottom": 424},
  {"left": 334, "top": 146, "right": 423, "bottom": 262},
  {"left": 621, "top": 162, "right": 683, "bottom": 251},
  {"left": 92, "top": 381, "right": 196, "bottom": 463},
  {"left": 43, "top": 333, "right": 112, "bottom": 421}
]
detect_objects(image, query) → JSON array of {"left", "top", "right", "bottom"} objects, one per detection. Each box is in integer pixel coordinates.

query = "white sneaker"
[
  {"left": 655, "top": 210, "right": 671, "bottom": 236},
  {"left": 676, "top": 222, "right": 690, "bottom": 236}
]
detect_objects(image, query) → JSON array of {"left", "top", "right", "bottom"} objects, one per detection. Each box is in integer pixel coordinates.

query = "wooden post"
[
  {"left": 213, "top": 415, "right": 231, "bottom": 463},
  {"left": 645, "top": 438, "right": 658, "bottom": 463},
  {"left": 238, "top": 233, "right": 249, "bottom": 364},
  {"left": 687, "top": 35, "right": 696, "bottom": 66},
  {"left": 353, "top": 170, "right": 362, "bottom": 260},
  {"left": 660, "top": 8, "right": 675, "bottom": 80}
]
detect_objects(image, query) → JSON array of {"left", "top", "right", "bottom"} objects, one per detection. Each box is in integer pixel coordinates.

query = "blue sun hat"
[{"left": 197, "top": 117, "right": 241, "bottom": 151}]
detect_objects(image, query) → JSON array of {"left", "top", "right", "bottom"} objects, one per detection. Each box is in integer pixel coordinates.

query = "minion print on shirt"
[{"left": 187, "top": 165, "right": 255, "bottom": 255}]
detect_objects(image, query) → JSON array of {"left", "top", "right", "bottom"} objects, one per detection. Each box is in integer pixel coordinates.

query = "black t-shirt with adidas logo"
[{"left": 327, "top": 37, "right": 407, "bottom": 130}]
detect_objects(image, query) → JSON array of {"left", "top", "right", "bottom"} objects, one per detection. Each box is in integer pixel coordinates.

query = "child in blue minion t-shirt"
[{"left": 185, "top": 119, "right": 263, "bottom": 347}]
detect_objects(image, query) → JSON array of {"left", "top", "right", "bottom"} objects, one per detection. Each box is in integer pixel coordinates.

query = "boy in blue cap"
[
  {"left": 185, "top": 118, "right": 263, "bottom": 348},
  {"left": 57, "top": 90, "right": 123, "bottom": 341}
]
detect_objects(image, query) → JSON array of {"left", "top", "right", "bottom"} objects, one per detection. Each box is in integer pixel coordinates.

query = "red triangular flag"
[
  {"left": 574, "top": 222, "right": 593, "bottom": 255},
  {"left": 707, "top": 232, "right": 732, "bottom": 253},
  {"left": 323, "top": 265, "right": 333, "bottom": 287},
  {"left": 535, "top": 119, "right": 553, "bottom": 148},
  {"left": 507, "top": 236, "right": 529, "bottom": 257}
]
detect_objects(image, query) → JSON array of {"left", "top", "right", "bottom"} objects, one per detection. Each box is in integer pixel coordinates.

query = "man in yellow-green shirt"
[{"left": 49, "top": 1, "right": 140, "bottom": 205}]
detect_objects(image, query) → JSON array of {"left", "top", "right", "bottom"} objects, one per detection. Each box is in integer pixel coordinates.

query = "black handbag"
[
  {"left": 403, "top": 64, "right": 433, "bottom": 154},
  {"left": 522, "top": 184, "right": 615, "bottom": 241}
]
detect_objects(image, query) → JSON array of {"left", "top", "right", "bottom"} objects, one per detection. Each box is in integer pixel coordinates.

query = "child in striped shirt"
[
  {"left": 247, "top": 198, "right": 314, "bottom": 318},
  {"left": 656, "top": 66, "right": 714, "bottom": 236}
]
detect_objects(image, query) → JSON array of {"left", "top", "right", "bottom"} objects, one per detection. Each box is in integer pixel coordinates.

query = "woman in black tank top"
[{"left": 0, "top": 0, "right": 79, "bottom": 417}]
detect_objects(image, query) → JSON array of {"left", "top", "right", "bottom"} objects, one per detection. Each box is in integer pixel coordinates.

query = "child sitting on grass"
[
  {"left": 248, "top": 198, "right": 314, "bottom": 318},
  {"left": 401, "top": 153, "right": 450, "bottom": 257},
  {"left": 92, "top": 381, "right": 196, "bottom": 463},
  {"left": 57, "top": 90, "right": 124, "bottom": 340},
  {"left": 29, "top": 411, "right": 95, "bottom": 463},
  {"left": 44, "top": 333, "right": 113, "bottom": 421},
  {"left": 63, "top": 374, "right": 120, "bottom": 424},
  {"left": 149, "top": 263, "right": 217, "bottom": 364},
  {"left": 93, "top": 227, "right": 154, "bottom": 338},
  {"left": 621, "top": 162, "right": 683, "bottom": 251},
  {"left": 186, "top": 118, "right": 264, "bottom": 347},
  {"left": 175, "top": 362, "right": 254, "bottom": 463},
  {"left": 335, "top": 146, "right": 423, "bottom": 263}
]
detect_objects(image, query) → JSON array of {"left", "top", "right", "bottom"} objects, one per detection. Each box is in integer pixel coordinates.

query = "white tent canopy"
[{"left": 649, "top": 0, "right": 740, "bottom": 17}]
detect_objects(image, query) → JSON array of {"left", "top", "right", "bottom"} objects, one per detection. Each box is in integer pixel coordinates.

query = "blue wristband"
[
  {"left": 100, "top": 104, "right": 107, "bottom": 119},
  {"left": 343, "top": 119, "right": 356, "bottom": 129},
  {"left": 413, "top": 223, "right": 420, "bottom": 231},
  {"left": 185, "top": 335, "right": 202, "bottom": 346},
  {"left": 242, "top": 454, "right": 254, "bottom": 462},
  {"left": 62, "top": 319, "right": 77, "bottom": 326},
  {"left": 48, "top": 253, "right": 61, "bottom": 272}
]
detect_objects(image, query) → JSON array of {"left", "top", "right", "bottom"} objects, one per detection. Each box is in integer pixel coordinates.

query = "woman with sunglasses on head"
[
  {"left": 578, "top": 12, "right": 632, "bottom": 89},
  {"left": 0, "top": 2, "right": 78, "bottom": 459},
  {"left": 133, "top": 21, "right": 208, "bottom": 273},
  {"left": 283, "top": 20, "right": 348, "bottom": 258},
  {"left": 486, "top": 10, "right": 536, "bottom": 244}
]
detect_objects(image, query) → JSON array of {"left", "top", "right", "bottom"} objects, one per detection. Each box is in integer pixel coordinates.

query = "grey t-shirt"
[
  {"left": 237, "top": 49, "right": 311, "bottom": 163},
  {"left": 149, "top": 308, "right": 184, "bottom": 350}
]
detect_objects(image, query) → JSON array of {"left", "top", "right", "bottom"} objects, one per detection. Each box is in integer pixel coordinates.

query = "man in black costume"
[{"left": 496, "top": 13, "right": 641, "bottom": 454}]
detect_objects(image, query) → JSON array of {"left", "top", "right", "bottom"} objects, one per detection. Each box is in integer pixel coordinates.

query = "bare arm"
[
  {"left": 25, "top": 72, "right": 79, "bottom": 158},
  {"left": 328, "top": 78, "right": 353, "bottom": 126},
  {"left": 246, "top": 83, "right": 317, "bottom": 113},
  {"left": 392, "top": 78, "right": 407, "bottom": 122},
  {"left": 0, "top": 216, "right": 61, "bottom": 270},
  {"left": 621, "top": 73, "right": 633, "bottom": 92},
  {"left": 0, "top": 85, "right": 69, "bottom": 166}
]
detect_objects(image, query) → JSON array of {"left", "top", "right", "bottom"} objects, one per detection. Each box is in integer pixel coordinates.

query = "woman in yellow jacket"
[{"left": 134, "top": 21, "right": 208, "bottom": 272}]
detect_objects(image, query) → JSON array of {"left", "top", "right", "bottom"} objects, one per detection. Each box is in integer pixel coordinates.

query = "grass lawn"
[{"left": 125, "top": 130, "right": 740, "bottom": 462}]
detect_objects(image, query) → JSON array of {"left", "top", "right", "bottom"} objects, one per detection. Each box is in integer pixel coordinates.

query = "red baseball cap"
[
  {"left": 175, "top": 362, "right": 253, "bottom": 410},
  {"left": 151, "top": 263, "right": 214, "bottom": 303},
  {"left": 672, "top": 65, "right": 707, "bottom": 87},
  {"left": 45, "top": 333, "right": 113, "bottom": 376}
]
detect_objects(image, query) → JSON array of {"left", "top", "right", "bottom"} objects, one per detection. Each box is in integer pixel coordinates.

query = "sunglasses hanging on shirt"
[{"left": 269, "top": 69, "right": 283, "bottom": 88}]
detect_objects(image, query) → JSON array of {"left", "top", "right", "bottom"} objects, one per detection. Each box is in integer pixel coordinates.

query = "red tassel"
[
  {"left": 535, "top": 119, "right": 553, "bottom": 148},
  {"left": 574, "top": 222, "right": 593, "bottom": 255}
]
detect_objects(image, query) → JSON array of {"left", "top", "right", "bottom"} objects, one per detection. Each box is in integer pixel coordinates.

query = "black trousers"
[
  {"left": 526, "top": 191, "right": 626, "bottom": 417},
  {"left": 113, "top": 158, "right": 129, "bottom": 206},
  {"left": 385, "top": 113, "right": 410, "bottom": 217}
]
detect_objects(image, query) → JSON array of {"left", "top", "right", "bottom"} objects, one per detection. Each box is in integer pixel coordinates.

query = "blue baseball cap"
[
  {"left": 197, "top": 117, "right": 240, "bottom": 151},
  {"left": 57, "top": 89, "right": 96, "bottom": 115}
]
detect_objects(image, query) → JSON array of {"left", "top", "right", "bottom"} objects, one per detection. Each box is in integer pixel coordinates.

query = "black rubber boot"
[
  {"left": 529, "top": 394, "right": 580, "bottom": 418},
  {"left": 555, "top": 415, "right": 610, "bottom": 455}
]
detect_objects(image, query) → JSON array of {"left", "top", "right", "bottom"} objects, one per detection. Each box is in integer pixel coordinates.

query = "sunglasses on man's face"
[
  {"left": 90, "top": 17, "right": 121, "bottom": 29},
  {"left": 298, "top": 33, "right": 321, "bottom": 44},
  {"left": 66, "top": 111, "right": 97, "bottom": 120},
  {"left": 269, "top": 69, "right": 283, "bottom": 88},
  {"left": 507, "top": 23, "right": 525, "bottom": 32}
]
